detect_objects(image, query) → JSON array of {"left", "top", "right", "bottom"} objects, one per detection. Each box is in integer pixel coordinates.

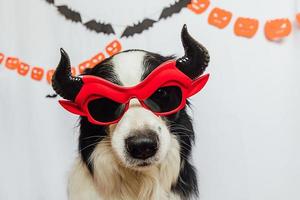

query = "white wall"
[{"left": 0, "top": 0, "right": 299, "bottom": 199}]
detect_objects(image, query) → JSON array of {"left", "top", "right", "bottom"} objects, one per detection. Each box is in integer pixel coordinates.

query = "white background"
[{"left": 0, "top": 0, "right": 299, "bottom": 199}]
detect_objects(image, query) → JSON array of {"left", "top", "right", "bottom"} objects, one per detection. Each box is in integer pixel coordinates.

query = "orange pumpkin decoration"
[
  {"left": 71, "top": 67, "right": 76, "bottom": 76},
  {"left": 234, "top": 17, "right": 259, "bottom": 38},
  {"left": 208, "top": 7, "right": 232, "bottom": 29},
  {"left": 0, "top": 53, "right": 4, "bottom": 64},
  {"left": 17, "top": 62, "right": 30, "bottom": 76},
  {"left": 31, "top": 67, "right": 44, "bottom": 81},
  {"left": 5, "top": 57, "right": 19, "bottom": 70},
  {"left": 78, "top": 60, "right": 93, "bottom": 74},
  {"left": 296, "top": 13, "right": 300, "bottom": 26},
  {"left": 46, "top": 69, "right": 55, "bottom": 84},
  {"left": 91, "top": 52, "right": 105, "bottom": 68},
  {"left": 106, "top": 40, "right": 122, "bottom": 56},
  {"left": 187, "top": 0, "right": 210, "bottom": 14},
  {"left": 264, "top": 19, "right": 292, "bottom": 41}
]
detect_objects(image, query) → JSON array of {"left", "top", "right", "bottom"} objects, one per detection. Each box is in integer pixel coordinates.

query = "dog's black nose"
[{"left": 126, "top": 131, "right": 158, "bottom": 160}]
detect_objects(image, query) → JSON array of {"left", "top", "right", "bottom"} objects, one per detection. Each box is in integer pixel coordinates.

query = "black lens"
[
  {"left": 143, "top": 86, "right": 182, "bottom": 113},
  {"left": 87, "top": 98, "right": 126, "bottom": 123}
]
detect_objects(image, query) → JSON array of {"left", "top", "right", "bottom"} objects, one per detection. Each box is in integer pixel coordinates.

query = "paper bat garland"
[
  {"left": 45, "top": 0, "right": 54, "bottom": 4},
  {"left": 121, "top": 19, "right": 157, "bottom": 38},
  {"left": 84, "top": 20, "right": 115, "bottom": 35},
  {"left": 44, "top": 0, "right": 115, "bottom": 35},
  {"left": 57, "top": 6, "right": 82, "bottom": 23},
  {"left": 44, "top": 0, "right": 191, "bottom": 37},
  {"left": 121, "top": 0, "right": 191, "bottom": 37},
  {"left": 159, "top": 0, "right": 190, "bottom": 19}
]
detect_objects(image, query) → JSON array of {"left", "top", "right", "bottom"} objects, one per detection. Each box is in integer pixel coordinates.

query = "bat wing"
[
  {"left": 45, "top": 0, "right": 54, "bottom": 4},
  {"left": 84, "top": 20, "right": 115, "bottom": 35},
  {"left": 46, "top": 93, "right": 58, "bottom": 98},
  {"left": 121, "top": 18, "right": 157, "bottom": 38},
  {"left": 57, "top": 5, "right": 82, "bottom": 23},
  {"left": 159, "top": 0, "right": 190, "bottom": 19}
]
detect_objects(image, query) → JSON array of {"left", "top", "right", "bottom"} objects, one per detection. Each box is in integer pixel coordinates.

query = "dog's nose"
[{"left": 126, "top": 132, "right": 158, "bottom": 160}]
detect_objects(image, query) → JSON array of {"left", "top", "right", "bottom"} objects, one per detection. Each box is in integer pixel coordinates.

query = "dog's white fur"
[
  {"left": 68, "top": 135, "right": 181, "bottom": 200},
  {"left": 112, "top": 51, "right": 145, "bottom": 87},
  {"left": 68, "top": 51, "right": 182, "bottom": 200}
]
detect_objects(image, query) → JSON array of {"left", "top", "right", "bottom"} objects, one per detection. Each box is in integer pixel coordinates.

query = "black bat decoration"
[
  {"left": 159, "top": 0, "right": 191, "bottom": 19},
  {"left": 57, "top": 5, "right": 82, "bottom": 23},
  {"left": 44, "top": 1, "right": 115, "bottom": 35},
  {"left": 45, "top": 0, "right": 54, "bottom": 4},
  {"left": 121, "top": 18, "right": 157, "bottom": 38},
  {"left": 46, "top": 93, "right": 58, "bottom": 98},
  {"left": 84, "top": 20, "right": 115, "bottom": 35}
]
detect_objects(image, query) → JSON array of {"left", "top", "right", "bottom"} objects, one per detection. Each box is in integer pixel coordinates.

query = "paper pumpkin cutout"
[
  {"left": 296, "top": 13, "right": 300, "bottom": 25},
  {"left": 47, "top": 69, "right": 55, "bottom": 84},
  {"left": 264, "top": 19, "right": 292, "bottom": 41},
  {"left": 31, "top": 67, "right": 44, "bottom": 81},
  {"left": 0, "top": 53, "right": 4, "bottom": 64},
  {"left": 5, "top": 57, "right": 19, "bottom": 70},
  {"left": 187, "top": 0, "right": 210, "bottom": 14},
  {"left": 234, "top": 17, "right": 259, "bottom": 38},
  {"left": 91, "top": 52, "right": 105, "bottom": 68},
  {"left": 105, "top": 40, "right": 122, "bottom": 56},
  {"left": 18, "top": 62, "right": 30, "bottom": 76},
  {"left": 71, "top": 67, "right": 76, "bottom": 76},
  {"left": 208, "top": 8, "right": 232, "bottom": 29},
  {"left": 78, "top": 60, "right": 93, "bottom": 74}
]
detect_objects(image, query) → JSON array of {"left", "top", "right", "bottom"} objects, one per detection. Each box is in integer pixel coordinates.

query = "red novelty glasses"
[{"left": 59, "top": 60, "right": 209, "bottom": 125}]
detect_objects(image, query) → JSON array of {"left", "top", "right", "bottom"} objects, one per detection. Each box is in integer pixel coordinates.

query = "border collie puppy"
[{"left": 52, "top": 25, "right": 209, "bottom": 200}]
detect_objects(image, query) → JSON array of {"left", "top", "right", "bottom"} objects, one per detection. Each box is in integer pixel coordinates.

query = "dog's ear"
[{"left": 176, "top": 25, "right": 210, "bottom": 79}]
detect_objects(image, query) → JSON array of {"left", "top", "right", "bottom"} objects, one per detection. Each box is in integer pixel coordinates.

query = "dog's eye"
[
  {"left": 153, "top": 88, "right": 168, "bottom": 98},
  {"left": 144, "top": 86, "right": 182, "bottom": 113},
  {"left": 87, "top": 98, "right": 126, "bottom": 123}
]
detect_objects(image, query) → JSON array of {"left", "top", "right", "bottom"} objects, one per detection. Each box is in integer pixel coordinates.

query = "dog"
[{"left": 51, "top": 25, "right": 210, "bottom": 200}]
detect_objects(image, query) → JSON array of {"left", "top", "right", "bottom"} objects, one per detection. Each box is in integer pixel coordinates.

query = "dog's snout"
[{"left": 126, "top": 131, "right": 158, "bottom": 160}]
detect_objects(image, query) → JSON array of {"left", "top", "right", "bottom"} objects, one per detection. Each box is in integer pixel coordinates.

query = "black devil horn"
[
  {"left": 176, "top": 24, "right": 210, "bottom": 79},
  {"left": 51, "top": 48, "right": 83, "bottom": 101}
]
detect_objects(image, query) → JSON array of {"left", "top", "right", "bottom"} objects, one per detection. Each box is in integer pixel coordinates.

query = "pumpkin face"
[
  {"left": 208, "top": 7, "right": 232, "bottom": 29},
  {"left": 105, "top": 40, "right": 122, "bottom": 56},
  {"left": 5, "top": 57, "right": 19, "bottom": 70},
  {"left": 47, "top": 69, "right": 55, "bottom": 84},
  {"left": 296, "top": 13, "right": 300, "bottom": 25},
  {"left": 18, "top": 62, "right": 30, "bottom": 76},
  {"left": 234, "top": 17, "right": 259, "bottom": 38},
  {"left": 0, "top": 53, "right": 4, "bottom": 64},
  {"left": 78, "top": 60, "right": 92, "bottom": 74},
  {"left": 71, "top": 67, "right": 76, "bottom": 76},
  {"left": 31, "top": 67, "right": 44, "bottom": 81},
  {"left": 264, "top": 19, "right": 292, "bottom": 41},
  {"left": 91, "top": 52, "right": 105, "bottom": 67},
  {"left": 187, "top": 0, "right": 210, "bottom": 14}
]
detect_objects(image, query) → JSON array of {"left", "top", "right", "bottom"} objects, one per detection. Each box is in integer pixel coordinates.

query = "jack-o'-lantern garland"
[
  {"left": 187, "top": 0, "right": 297, "bottom": 40},
  {"left": 0, "top": 40, "right": 122, "bottom": 84},
  {"left": 1, "top": 1, "right": 299, "bottom": 86}
]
